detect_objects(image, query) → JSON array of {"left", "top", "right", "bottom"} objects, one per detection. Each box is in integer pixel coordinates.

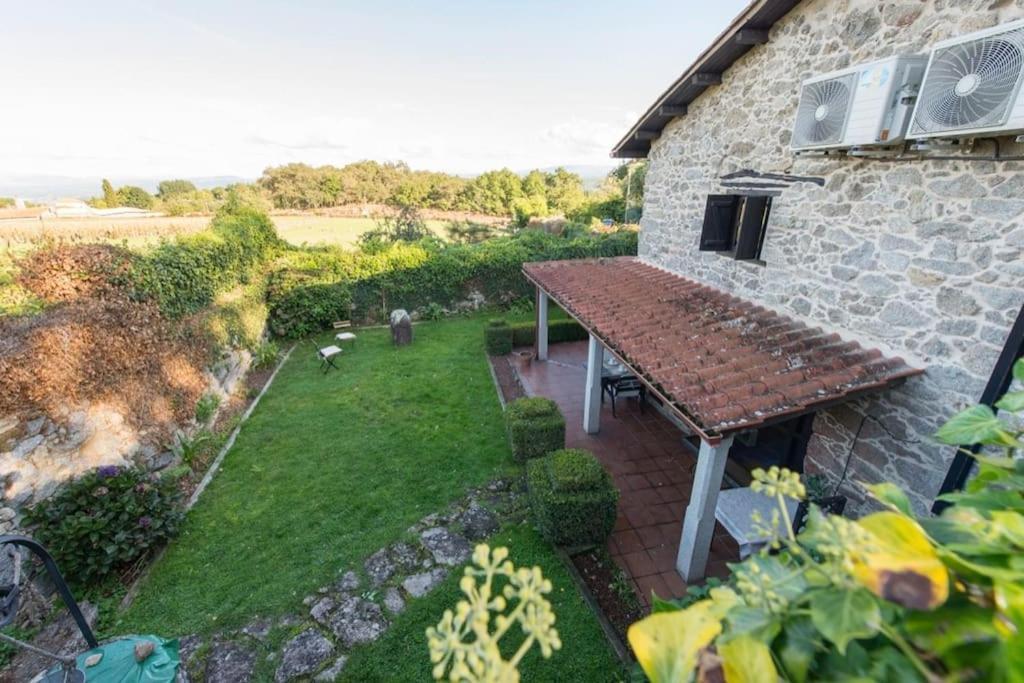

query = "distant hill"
[{"left": 0, "top": 174, "right": 251, "bottom": 202}]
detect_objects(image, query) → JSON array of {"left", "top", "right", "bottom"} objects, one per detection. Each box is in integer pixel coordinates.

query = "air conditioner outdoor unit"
[
  {"left": 910, "top": 19, "right": 1024, "bottom": 139},
  {"left": 791, "top": 55, "right": 927, "bottom": 152}
]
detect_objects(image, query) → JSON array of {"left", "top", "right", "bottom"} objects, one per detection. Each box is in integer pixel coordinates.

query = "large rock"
[
  {"left": 389, "top": 309, "right": 413, "bottom": 346},
  {"left": 402, "top": 568, "right": 448, "bottom": 598},
  {"left": 458, "top": 505, "right": 499, "bottom": 541},
  {"left": 205, "top": 642, "right": 257, "bottom": 683},
  {"left": 420, "top": 527, "right": 471, "bottom": 566},
  {"left": 314, "top": 656, "right": 348, "bottom": 682},
  {"left": 382, "top": 588, "right": 406, "bottom": 615},
  {"left": 364, "top": 549, "right": 396, "bottom": 586},
  {"left": 275, "top": 630, "right": 334, "bottom": 682},
  {"left": 310, "top": 596, "right": 336, "bottom": 625},
  {"left": 1, "top": 602, "right": 98, "bottom": 683},
  {"left": 328, "top": 596, "right": 388, "bottom": 647}
]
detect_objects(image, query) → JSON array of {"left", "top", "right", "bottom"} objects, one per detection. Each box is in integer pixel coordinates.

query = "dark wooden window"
[
  {"left": 699, "top": 195, "right": 739, "bottom": 251},
  {"left": 699, "top": 193, "right": 772, "bottom": 262}
]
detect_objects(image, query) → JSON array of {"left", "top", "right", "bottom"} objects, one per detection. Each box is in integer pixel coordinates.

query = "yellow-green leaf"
[
  {"left": 628, "top": 601, "right": 723, "bottom": 683},
  {"left": 719, "top": 635, "right": 778, "bottom": 683},
  {"left": 995, "top": 390, "right": 1024, "bottom": 413},
  {"left": 935, "top": 405, "right": 1017, "bottom": 447},
  {"left": 866, "top": 482, "right": 913, "bottom": 516},
  {"left": 853, "top": 512, "right": 949, "bottom": 610}
]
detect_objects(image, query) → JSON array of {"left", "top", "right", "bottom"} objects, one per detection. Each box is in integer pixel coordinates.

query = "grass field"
[
  {"left": 0, "top": 214, "right": 449, "bottom": 252},
  {"left": 115, "top": 317, "right": 518, "bottom": 636}
]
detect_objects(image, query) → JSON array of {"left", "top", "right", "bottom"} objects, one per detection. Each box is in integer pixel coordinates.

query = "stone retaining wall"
[
  {"left": 640, "top": 0, "right": 1024, "bottom": 513},
  {"left": 0, "top": 348, "right": 252, "bottom": 531}
]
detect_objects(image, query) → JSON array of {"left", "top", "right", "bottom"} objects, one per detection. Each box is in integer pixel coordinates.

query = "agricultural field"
[{"left": 0, "top": 214, "right": 452, "bottom": 252}]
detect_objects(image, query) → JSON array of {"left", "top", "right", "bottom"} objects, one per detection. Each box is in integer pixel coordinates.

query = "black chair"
[{"left": 602, "top": 375, "right": 647, "bottom": 417}]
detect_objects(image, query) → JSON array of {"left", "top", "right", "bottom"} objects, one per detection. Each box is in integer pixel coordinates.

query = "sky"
[{"left": 0, "top": 0, "right": 748, "bottom": 185}]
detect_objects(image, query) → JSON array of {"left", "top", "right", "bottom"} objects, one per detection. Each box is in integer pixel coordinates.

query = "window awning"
[{"left": 523, "top": 257, "right": 923, "bottom": 443}]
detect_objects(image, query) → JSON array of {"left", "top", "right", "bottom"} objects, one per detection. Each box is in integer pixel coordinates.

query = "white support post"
[
  {"left": 536, "top": 289, "right": 549, "bottom": 361},
  {"left": 583, "top": 333, "right": 603, "bottom": 434},
  {"left": 676, "top": 435, "right": 734, "bottom": 581}
]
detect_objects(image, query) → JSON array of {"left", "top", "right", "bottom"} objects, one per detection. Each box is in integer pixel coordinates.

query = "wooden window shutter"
[
  {"left": 699, "top": 195, "right": 739, "bottom": 251},
  {"left": 734, "top": 196, "right": 770, "bottom": 260}
]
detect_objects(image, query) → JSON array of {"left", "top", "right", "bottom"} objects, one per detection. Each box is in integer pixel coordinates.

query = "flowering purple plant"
[
  {"left": 97, "top": 465, "right": 122, "bottom": 479},
  {"left": 137, "top": 516, "right": 152, "bottom": 529}
]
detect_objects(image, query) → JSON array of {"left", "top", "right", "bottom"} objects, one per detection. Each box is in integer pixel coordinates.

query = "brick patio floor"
[{"left": 510, "top": 341, "right": 740, "bottom": 608}]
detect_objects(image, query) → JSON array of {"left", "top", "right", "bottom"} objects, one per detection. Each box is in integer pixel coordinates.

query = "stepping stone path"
[{"left": 172, "top": 477, "right": 525, "bottom": 681}]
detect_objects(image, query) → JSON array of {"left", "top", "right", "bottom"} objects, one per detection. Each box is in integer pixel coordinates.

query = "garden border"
[{"left": 119, "top": 343, "right": 296, "bottom": 610}]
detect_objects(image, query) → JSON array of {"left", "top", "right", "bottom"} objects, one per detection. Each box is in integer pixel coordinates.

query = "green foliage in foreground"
[
  {"left": 115, "top": 317, "right": 515, "bottom": 636},
  {"left": 342, "top": 525, "right": 622, "bottom": 682},
  {"left": 528, "top": 449, "right": 618, "bottom": 547},
  {"left": 25, "top": 466, "right": 183, "bottom": 585},
  {"left": 629, "top": 360, "right": 1024, "bottom": 683}
]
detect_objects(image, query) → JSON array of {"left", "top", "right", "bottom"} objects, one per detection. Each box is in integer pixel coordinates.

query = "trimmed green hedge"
[
  {"left": 485, "top": 319, "right": 513, "bottom": 355},
  {"left": 266, "top": 229, "right": 637, "bottom": 338},
  {"left": 505, "top": 397, "right": 565, "bottom": 462},
  {"left": 509, "top": 319, "right": 587, "bottom": 347},
  {"left": 527, "top": 449, "right": 618, "bottom": 546},
  {"left": 132, "top": 207, "right": 280, "bottom": 319}
]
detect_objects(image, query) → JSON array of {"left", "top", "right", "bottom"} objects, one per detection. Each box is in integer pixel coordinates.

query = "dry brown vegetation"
[{"left": 0, "top": 245, "right": 211, "bottom": 436}]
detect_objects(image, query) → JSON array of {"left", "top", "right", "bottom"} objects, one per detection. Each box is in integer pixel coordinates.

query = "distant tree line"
[{"left": 82, "top": 160, "right": 646, "bottom": 224}]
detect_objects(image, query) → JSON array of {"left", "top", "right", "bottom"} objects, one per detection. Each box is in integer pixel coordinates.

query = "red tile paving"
[
  {"left": 523, "top": 257, "right": 922, "bottom": 441},
  {"left": 511, "top": 342, "right": 741, "bottom": 610}
]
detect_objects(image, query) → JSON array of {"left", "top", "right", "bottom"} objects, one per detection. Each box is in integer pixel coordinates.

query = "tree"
[
  {"left": 544, "top": 168, "right": 585, "bottom": 215},
  {"left": 116, "top": 185, "right": 155, "bottom": 209},
  {"left": 466, "top": 169, "right": 524, "bottom": 216},
  {"left": 157, "top": 179, "right": 198, "bottom": 198},
  {"left": 101, "top": 179, "right": 118, "bottom": 207}
]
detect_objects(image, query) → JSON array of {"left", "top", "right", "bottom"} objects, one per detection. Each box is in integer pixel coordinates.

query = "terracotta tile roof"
[{"left": 523, "top": 257, "right": 923, "bottom": 441}]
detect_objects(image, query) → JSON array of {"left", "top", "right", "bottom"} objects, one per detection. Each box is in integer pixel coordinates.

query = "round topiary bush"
[
  {"left": 24, "top": 466, "right": 184, "bottom": 585},
  {"left": 527, "top": 448, "right": 618, "bottom": 546},
  {"left": 484, "top": 319, "right": 513, "bottom": 356},
  {"left": 504, "top": 397, "right": 565, "bottom": 462}
]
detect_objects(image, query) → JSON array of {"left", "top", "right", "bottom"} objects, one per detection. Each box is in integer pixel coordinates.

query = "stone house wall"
[{"left": 640, "top": 0, "right": 1024, "bottom": 513}]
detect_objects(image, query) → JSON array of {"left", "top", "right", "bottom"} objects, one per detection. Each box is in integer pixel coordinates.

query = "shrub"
[
  {"left": 253, "top": 340, "right": 280, "bottom": 369},
  {"left": 195, "top": 393, "right": 221, "bottom": 424},
  {"left": 203, "top": 279, "right": 269, "bottom": 353},
  {"left": 131, "top": 206, "right": 280, "bottom": 319},
  {"left": 484, "top": 318, "right": 513, "bottom": 355},
  {"left": 24, "top": 466, "right": 184, "bottom": 585},
  {"left": 505, "top": 397, "right": 565, "bottom": 462},
  {"left": 509, "top": 319, "right": 587, "bottom": 347},
  {"left": 527, "top": 449, "right": 617, "bottom": 546},
  {"left": 265, "top": 228, "right": 638, "bottom": 336},
  {"left": 628, "top": 361, "right": 1024, "bottom": 683}
]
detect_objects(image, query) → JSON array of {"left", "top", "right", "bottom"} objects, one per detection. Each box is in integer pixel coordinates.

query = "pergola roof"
[{"left": 524, "top": 257, "right": 922, "bottom": 442}]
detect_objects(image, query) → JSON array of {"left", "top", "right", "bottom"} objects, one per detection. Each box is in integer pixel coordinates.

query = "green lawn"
[
  {"left": 115, "top": 317, "right": 515, "bottom": 636},
  {"left": 341, "top": 524, "right": 624, "bottom": 682}
]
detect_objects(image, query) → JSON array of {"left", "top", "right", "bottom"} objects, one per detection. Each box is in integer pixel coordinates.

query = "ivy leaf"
[
  {"left": 1014, "top": 358, "right": 1024, "bottom": 383},
  {"left": 777, "top": 616, "right": 819, "bottom": 683},
  {"left": 627, "top": 601, "right": 723, "bottom": 683},
  {"left": 719, "top": 635, "right": 777, "bottom": 683},
  {"left": 866, "top": 482, "right": 913, "bottom": 516},
  {"left": 725, "top": 605, "right": 781, "bottom": 642},
  {"left": 935, "top": 405, "right": 1016, "bottom": 447},
  {"left": 809, "top": 588, "right": 881, "bottom": 654},
  {"left": 995, "top": 390, "right": 1024, "bottom": 413},
  {"left": 854, "top": 512, "right": 950, "bottom": 609}
]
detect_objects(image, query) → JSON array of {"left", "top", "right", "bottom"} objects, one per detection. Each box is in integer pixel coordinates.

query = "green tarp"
[{"left": 47, "top": 635, "right": 179, "bottom": 682}]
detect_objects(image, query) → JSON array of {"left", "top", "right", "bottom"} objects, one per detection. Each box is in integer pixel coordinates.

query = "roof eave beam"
[
  {"left": 735, "top": 28, "right": 770, "bottom": 45},
  {"left": 691, "top": 72, "right": 723, "bottom": 87},
  {"left": 658, "top": 105, "right": 687, "bottom": 117},
  {"left": 634, "top": 130, "right": 658, "bottom": 141}
]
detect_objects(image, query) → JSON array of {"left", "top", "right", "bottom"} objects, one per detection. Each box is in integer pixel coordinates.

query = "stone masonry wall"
[{"left": 640, "top": 0, "right": 1024, "bottom": 513}]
